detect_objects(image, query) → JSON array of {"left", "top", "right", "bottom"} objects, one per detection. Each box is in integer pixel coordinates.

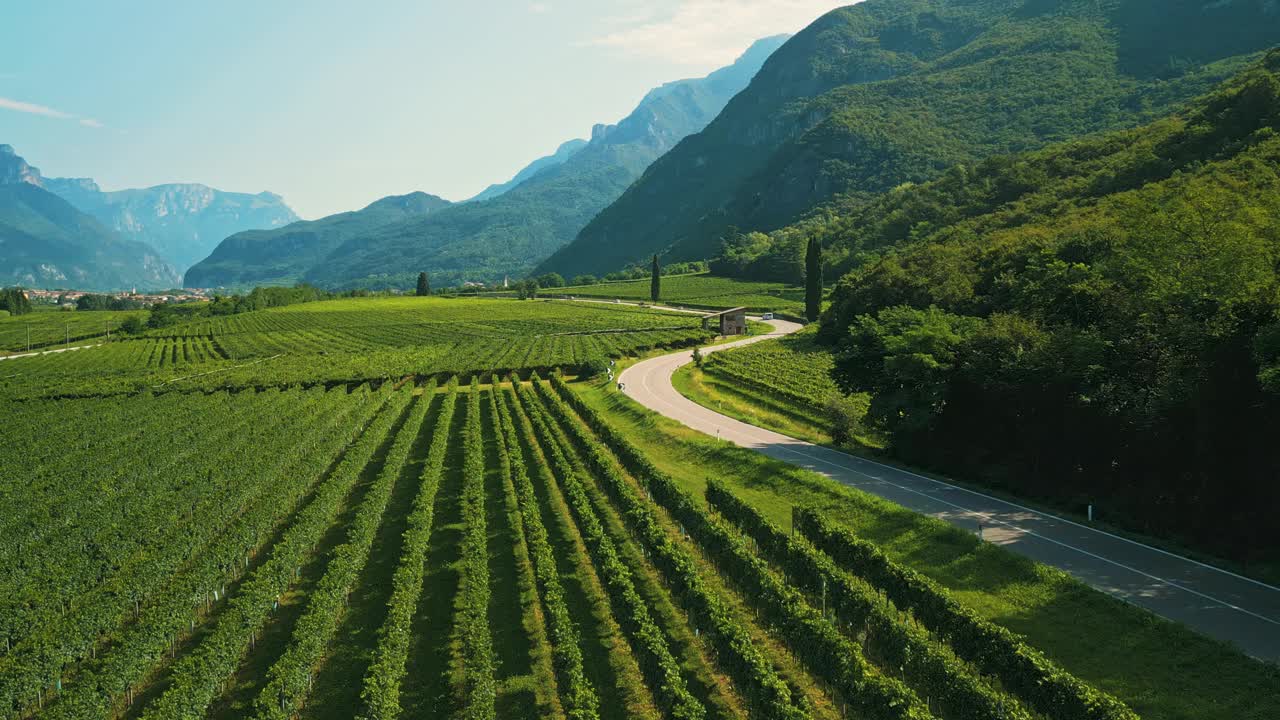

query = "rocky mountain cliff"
[
  {"left": 0, "top": 146, "right": 180, "bottom": 291},
  {"left": 42, "top": 176, "right": 298, "bottom": 274}
]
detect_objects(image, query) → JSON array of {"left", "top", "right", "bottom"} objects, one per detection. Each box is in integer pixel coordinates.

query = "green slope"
[
  {"left": 183, "top": 192, "right": 451, "bottom": 289},
  {"left": 539, "top": 0, "right": 1280, "bottom": 278},
  {"left": 815, "top": 48, "right": 1280, "bottom": 566},
  {"left": 0, "top": 182, "right": 180, "bottom": 291}
]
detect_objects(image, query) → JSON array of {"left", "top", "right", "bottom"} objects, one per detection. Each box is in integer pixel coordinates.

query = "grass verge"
[{"left": 570, "top": 376, "right": 1280, "bottom": 720}]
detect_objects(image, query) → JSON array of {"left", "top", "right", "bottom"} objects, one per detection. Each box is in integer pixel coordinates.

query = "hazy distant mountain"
[
  {"left": 292, "top": 35, "right": 789, "bottom": 290},
  {"left": 42, "top": 177, "right": 298, "bottom": 274},
  {"left": 184, "top": 192, "right": 451, "bottom": 288},
  {"left": 0, "top": 145, "right": 179, "bottom": 291},
  {"left": 468, "top": 139, "right": 588, "bottom": 203}
]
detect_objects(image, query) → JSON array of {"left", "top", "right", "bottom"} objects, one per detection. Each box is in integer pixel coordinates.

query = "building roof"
[{"left": 702, "top": 307, "right": 747, "bottom": 318}]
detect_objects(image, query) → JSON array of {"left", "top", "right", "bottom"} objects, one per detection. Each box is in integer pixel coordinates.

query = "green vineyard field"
[
  {"left": 0, "top": 297, "right": 712, "bottom": 399},
  {"left": 700, "top": 327, "right": 840, "bottom": 412},
  {"left": 0, "top": 364, "right": 1133, "bottom": 720},
  {"left": 0, "top": 309, "right": 145, "bottom": 354}
]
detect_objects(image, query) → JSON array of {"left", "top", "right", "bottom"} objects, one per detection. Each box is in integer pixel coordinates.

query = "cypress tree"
[
  {"left": 0, "top": 288, "right": 32, "bottom": 316},
  {"left": 416, "top": 272, "right": 430, "bottom": 297},
  {"left": 650, "top": 255, "right": 661, "bottom": 303},
  {"left": 805, "top": 237, "right": 822, "bottom": 322}
]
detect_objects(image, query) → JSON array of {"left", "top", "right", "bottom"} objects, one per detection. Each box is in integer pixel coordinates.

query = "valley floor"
[{"left": 6, "top": 296, "right": 1278, "bottom": 720}]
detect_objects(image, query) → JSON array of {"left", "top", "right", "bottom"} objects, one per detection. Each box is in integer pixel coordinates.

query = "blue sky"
[{"left": 0, "top": 1, "right": 849, "bottom": 219}]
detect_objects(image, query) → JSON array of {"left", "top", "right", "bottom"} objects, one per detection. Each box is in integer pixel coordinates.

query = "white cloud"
[
  {"left": 0, "top": 97, "right": 73, "bottom": 120},
  {"left": 586, "top": 0, "right": 855, "bottom": 66},
  {"left": 0, "top": 96, "right": 104, "bottom": 128}
]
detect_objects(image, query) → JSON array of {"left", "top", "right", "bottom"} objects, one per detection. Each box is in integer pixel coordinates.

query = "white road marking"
[{"left": 619, "top": 316, "right": 1280, "bottom": 652}]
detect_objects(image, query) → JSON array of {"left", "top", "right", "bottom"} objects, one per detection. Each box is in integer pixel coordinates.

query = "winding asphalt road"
[{"left": 619, "top": 318, "right": 1280, "bottom": 663}]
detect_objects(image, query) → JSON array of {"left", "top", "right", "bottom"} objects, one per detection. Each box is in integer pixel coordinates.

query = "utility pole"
[
  {"left": 27, "top": 324, "right": 31, "bottom": 352},
  {"left": 66, "top": 323, "right": 70, "bottom": 349}
]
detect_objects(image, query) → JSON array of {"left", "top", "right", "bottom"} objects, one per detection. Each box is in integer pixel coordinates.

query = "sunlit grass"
[{"left": 571, "top": 376, "right": 1280, "bottom": 720}]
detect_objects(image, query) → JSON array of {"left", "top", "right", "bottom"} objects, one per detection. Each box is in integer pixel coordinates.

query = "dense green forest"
[
  {"left": 542, "top": 0, "right": 1280, "bottom": 279},
  {"left": 812, "top": 49, "right": 1280, "bottom": 565}
]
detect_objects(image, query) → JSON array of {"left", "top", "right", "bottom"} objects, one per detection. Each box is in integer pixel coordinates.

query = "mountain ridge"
[
  {"left": 183, "top": 191, "right": 451, "bottom": 288},
  {"left": 468, "top": 138, "right": 588, "bottom": 203},
  {"left": 189, "top": 35, "right": 789, "bottom": 290},
  {"left": 41, "top": 176, "right": 299, "bottom": 274},
  {"left": 0, "top": 146, "right": 180, "bottom": 291},
  {"left": 537, "top": 0, "right": 1280, "bottom": 279}
]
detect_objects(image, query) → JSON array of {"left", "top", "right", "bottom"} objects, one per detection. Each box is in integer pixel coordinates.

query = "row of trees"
[
  {"left": 75, "top": 294, "right": 146, "bottom": 312},
  {"left": 0, "top": 288, "right": 32, "bottom": 316}
]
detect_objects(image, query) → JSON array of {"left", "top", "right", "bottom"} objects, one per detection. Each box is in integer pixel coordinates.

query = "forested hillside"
[
  {"left": 184, "top": 192, "right": 451, "bottom": 288},
  {"left": 541, "top": 0, "right": 1280, "bottom": 279},
  {"left": 816, "top": 49, "right": 1280, "bottom": 564}
]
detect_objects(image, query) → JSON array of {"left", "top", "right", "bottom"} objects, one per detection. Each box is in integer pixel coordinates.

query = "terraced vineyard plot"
[
  {"left": 0, "top": 297, "right": 713, "bottom": 400},
  {"left": 6, "top": 375, "right": 1136, "bottom": 720},
  {"left": 701, "top": 328, "right": 840, "bottom": 413},
  {"left": 0, "top": 310, "right": 145, "bottom": 354}
]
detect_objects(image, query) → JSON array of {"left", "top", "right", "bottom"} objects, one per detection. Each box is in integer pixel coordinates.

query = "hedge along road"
[{"left": 618, "top": 317, "right": 1280, "bottom": 664}]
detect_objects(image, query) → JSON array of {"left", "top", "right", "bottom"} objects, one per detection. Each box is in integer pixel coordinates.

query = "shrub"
[
  {"left": 577, "top": 357, "right": 609, "bottom": 379},
  {"left": 824, "top": 393, "right": 867, "bottom": 444}
]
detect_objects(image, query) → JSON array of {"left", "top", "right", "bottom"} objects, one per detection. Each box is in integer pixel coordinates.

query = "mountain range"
[
  {"left": 468, "top": 138, "right": 589, "bottom": 203},
  {"left": 0, "top": 143, "right": 301, "bottom": 290},
  {"left": 184, "top": 192, "right": 452, "bottom": 289},
  {"left": 41, "top": 178, "right": 298, "bottom": 274},
  {"left": 185, "top": 35, "right": 789, "bottom": 290},
  {"left": 538, "top": 0, "right": 1280, "bottom": 279},
  {"left": 0, "top": 145, "right": 180, "bottom": 291}
]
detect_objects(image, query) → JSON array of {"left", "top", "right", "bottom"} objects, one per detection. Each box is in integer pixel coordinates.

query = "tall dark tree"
[
  {"left": 650, "top": 254, "right": 661, "bottom": 303},
  {"left": 804, "top": 237, "right": 822, "bottom": 322},
  {"left": 0, "top": 288, "right": 32, "bottom": 316},
  {"left": 416, "top": 272, "right": 431, "bottom": 297}
]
